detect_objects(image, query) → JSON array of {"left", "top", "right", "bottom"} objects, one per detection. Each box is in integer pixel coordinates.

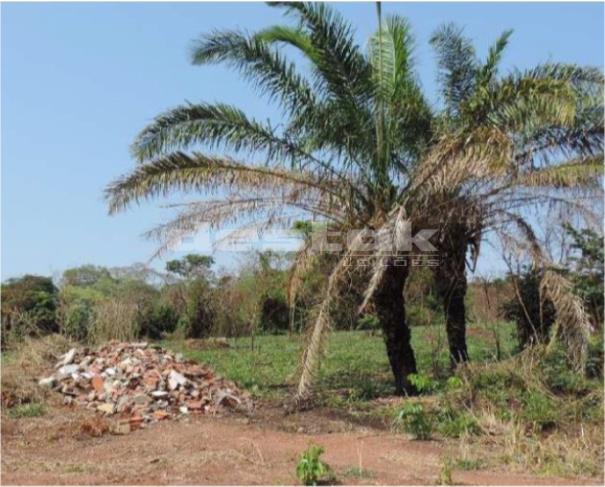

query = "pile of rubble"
[{"left": 38, "top": 341, "right": 252, "bottom": 431}]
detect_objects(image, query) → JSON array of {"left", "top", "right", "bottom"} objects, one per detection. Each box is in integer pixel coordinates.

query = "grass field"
[{"left": 164, "top": 321, "right": 517, "bottom": 403}]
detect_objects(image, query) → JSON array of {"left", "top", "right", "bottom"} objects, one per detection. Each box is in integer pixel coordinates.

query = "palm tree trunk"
[
  {"left": 434, "top": 230, "right": 470, "bottom": 367},
  {"left": 374, "top": 262, "right": 417, "bottom": 395}
]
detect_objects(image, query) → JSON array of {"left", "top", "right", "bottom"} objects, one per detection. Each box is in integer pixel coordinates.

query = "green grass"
[
  {"left": 7, "top": 402, "right": 45, "bottom": 418},
  {"left": 163, "top": 321, "right": 516, "bottom": 403}
]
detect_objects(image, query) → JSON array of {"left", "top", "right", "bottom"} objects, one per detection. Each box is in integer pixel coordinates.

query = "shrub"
[
  {"left": 1, "top": 275, "right": 59, "bottom": 346},
  {"left": 393, "top": 402, "right": 433, "bottom": 440},
  {"left": 296, "top": 445, "right": 333, "bottom": 486},
  {"left": 586, "top": 335, "right": 604, "bottom": 379},
  {"left": 60, "top": 301, "right": 95, "bottom": 342},
  {"left": 260, "top": 294, "right": 289, "bottom": 333},
  {"left": 138, "top": 303, "right": 180, "bottom": 339},
  {"left": 521, "top": 390, "right": 558, "bottom": 430},
  {"left": 356, "top": 314, "right": 380, "bottom": 331},
  {"left": 501, "top": 267, "right": 556, "bottom": 349},
  {"left": 540, "top": 346, "right": 587, "bottom": 394},
  {"left": 436, "top": 407, "right": 479, "bottom": 438},
  {"left": 408, "top": 373, "right": 439, "bottom": 394}
]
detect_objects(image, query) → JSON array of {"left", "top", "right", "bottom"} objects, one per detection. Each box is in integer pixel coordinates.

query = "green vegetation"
[
  {"left": 393, "top": 402, "right": 433, "bottom": 440},
  {"left": 7, "top": 402, "right": 45, "bottom": 418},
  {"left": 296, "top": 445, "right": 333, "bottom": 486},
  {"left": 164, "top": 323, "right": 517, "bottom": 401}
]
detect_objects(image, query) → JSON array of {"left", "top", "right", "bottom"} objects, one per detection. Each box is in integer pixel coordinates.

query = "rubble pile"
[{"left": 39, "top": 341, "right": 252, "bottom": 430}]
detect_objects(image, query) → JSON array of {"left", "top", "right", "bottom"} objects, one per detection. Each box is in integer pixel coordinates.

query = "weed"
[
  {"left": 343, "top": 467, "right": 373, "bottom": 479},
  {"left": 296, "top": 445, "right": 333, "bottom": 486},
  {"left": 521, "top": 390, "right": 558, "bottom": 430},
  {"left": 393, "top": 402, "right": 433, "bottom": 440},
  {"left": 1, "top": 334, "right": 73, "bottom": 407},
  {"left": 454, "top": 457, "right": 484, "bottom": 470},
  {"left": 445, "top": 376, "right": 463, "bottom": 391},
  {"left": 407, "top": 373, "right": 439, "bottom": 394},
  {"left": 436, "top": 407, "right": 480, "bottom": 438},
  {"left": 437, "top": 457, "right": 453, "bottom": 485},
  {"left": 7, "top": 402, "right": 45, "bottom": 418}
]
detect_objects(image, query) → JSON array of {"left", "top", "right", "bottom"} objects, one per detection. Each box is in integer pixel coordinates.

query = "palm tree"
[
  {"left": 106, "top": 2, "right": 603, "bottom": 400},
  {"left": 295, "top": 14, "right": 602, "bottom": 398},
  {"left": 421, "top": 25, "right": 605, "bottom": 367},
  {"left": 106, "top": 2, "right": 433, "bottom": 395}
]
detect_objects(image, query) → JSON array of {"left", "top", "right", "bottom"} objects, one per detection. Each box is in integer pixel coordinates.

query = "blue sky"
[{"left": 2, "top": 2, "right": 603, "bottom": 280}]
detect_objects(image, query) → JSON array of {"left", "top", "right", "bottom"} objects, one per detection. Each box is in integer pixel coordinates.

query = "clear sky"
[{"left": 2, "top": 1, "right": 603, "bottom": 280}]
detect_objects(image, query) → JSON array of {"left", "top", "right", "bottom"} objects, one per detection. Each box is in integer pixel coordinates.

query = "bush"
[
  {"left": 138, "top": 303, "right": 180, "bottom": 339},
  {"left": 501, "top": 267, "right": 555, "bottom": 349},
  {"left": 586, "top": 335, "right": 604, "bottom": 379},
  {"left": 260, "top": 294, "right": 289, "bottom": 333},
  {"left": 296, "top": 445, "right": 333, "bottom": 486},
  {"left": 393, "top": 402, "right": 433, "bottom": 440},
  {"left": 521, "top": 390, "right": 558, "bottom": 430},
  {"left": 356, "top": 314, "right": 380, "bottom": 331},
  {"left": 436, "top": 406, "right": 479, "bottom": 438},
  {"left": 1, "top": 275, "right": 59, "bottom": 346},
  {"left": 408, "top": 373, "right": 439, "bottom": 394},
  {"left": 61, "top": 301, "right": 95, "bottom": 342},
  {"left": 90, "top": 298, "right": 139, "bottom": 343}
]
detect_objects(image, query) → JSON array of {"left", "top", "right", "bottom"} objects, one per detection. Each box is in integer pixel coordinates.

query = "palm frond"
[
  {"left": 358, "top": 207, "right": 408, "bottom": 313},
  {"left": 131, "top": 102, "right": 298, "bottom": 164},
  {"left": 105, "top": 151, "right": 336, "bottom": 214},
  {"left": 191, "top": 29, "right": 317, "bottom": 117},
  {"left": 507, "top": 214, "right": 591, "bottom": 371},
  {"left": 542, "top": 268, "right": 591, "bottom": 372},
  {"left": 269, "top": 1, "right": 373, "bottom": 102},
  {"left": 430, "top": 23, "right": 478, "bottom": 115},
  {"left": 476, "top": 29, "right": 513, "bottom": 88},
  {"left": 286, "top": 239, "right": 317, "bottom": 330},
  {"left": 369, "top": 15, "right": 432, "bottom": 158},
  {"left": 296, "top": 229, "right": 370, "bottom": 401},
  {"left": 514, "top": 157, "right": 604, "bottom": 189}
]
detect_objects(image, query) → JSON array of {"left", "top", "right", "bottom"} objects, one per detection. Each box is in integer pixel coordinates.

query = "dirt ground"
[{"left": 2, "top": 399, "right": 602, "bottom": 486}]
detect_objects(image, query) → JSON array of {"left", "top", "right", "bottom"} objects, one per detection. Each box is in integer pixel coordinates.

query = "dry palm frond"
[
  {"left": 405, "top": 126, "right": 513, "bottom": 201},
  {"left": 144, "top": 191, "right": 340, "bottom": 259},
  {"left": 296, "top": 229, "right": 371, "bottom": 401},
  {"left": 541, "top": 268, "right": 591, "bottom": 371},
  {"left": 358, "top": 206, "right": 409, "bottom": 313},
  {"left": 106, "top": 151, "right": 340, "bottom": 214},
  {"left": 513, "top": 157, "right": 604, "bottom": 189},
  {"left": 503, "top": 213, "right": 592, "bottom": 371},
  {"left": 286, "top": 239, "right": 317, "bottom": 330}
]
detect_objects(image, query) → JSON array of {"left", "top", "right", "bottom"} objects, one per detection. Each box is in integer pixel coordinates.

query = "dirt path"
[{"left": 1, "top": 404, "right": 600, "bottom": 485}]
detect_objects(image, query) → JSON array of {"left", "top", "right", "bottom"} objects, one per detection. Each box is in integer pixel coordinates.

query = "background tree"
[{"left": 1, "top": 275, "right": 58, "bottom": 346}]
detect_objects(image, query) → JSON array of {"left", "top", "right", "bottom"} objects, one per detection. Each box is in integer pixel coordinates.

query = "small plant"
[
  {"left": 343, "top": 467, "right": 374, "bottom": 479},
  {"left": 394, "top": 402, "right": 433, "bottom": 440},
  {"left": 407, "top": 373, "right": 439, "bottom": 393},
  {"left": 436, "top": 406, "right": 480, "bottom": 438},
  {"left": 445, "top": 376, "right": 464, "bottom": 391},
  {"left": 7, "top": 402, "right": 45, "bottom": 418},
  {"left": 455, "top": 457, "right": 484, "bottom": 471},
  {"left": 356, "top": 314, "right": 380, "bottom": 331},
  {"left": 521, "top": 390, "right": 558, "bottom": 430},
  {"left": 438, "top": 457, "right": 453, "bottom": 485},
  {"left": 296, "top": 445, "right": 333, "bottom": 486}
]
